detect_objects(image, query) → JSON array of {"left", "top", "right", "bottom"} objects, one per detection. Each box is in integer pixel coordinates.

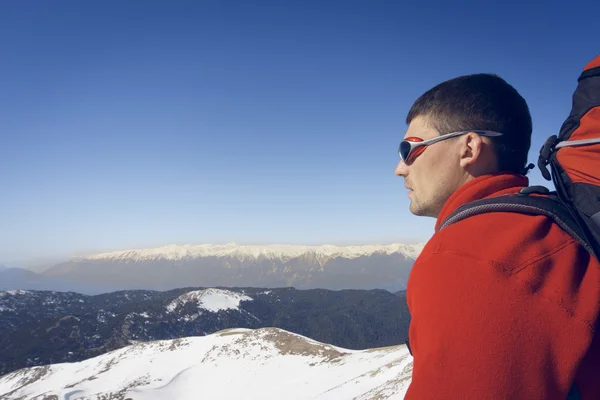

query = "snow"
[
  {"left": 0, "top": 290, "right": 29, "bottom": 297},
  {"left": 166, "top": 288, "right": 253, "bottom": 313},
  {"left": 180, "top": 314, "right": 199, "bottom": 322},
  {"left": 0, "top": 327, "right": 413, "bottom": 399},
  {"left": 81, "top": 242, "right": 425, "bottom": 262}
]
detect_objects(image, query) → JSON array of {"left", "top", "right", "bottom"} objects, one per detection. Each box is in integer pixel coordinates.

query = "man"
[{"left": 395, "top": 74, "right": 600, "bottom": 399}]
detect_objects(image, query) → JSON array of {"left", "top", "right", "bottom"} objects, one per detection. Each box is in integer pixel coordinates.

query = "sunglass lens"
[{"left": 399, "top": 141, "right": 412, "bottom": 161}]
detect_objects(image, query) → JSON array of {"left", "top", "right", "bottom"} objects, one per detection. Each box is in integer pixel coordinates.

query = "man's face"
[{"left": 394, "top": 116, "right": 464, "bottom": 218}]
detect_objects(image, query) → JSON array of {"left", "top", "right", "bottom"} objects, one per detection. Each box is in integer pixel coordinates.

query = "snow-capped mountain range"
[
  {"left": 81, "top": 242, "right": 425, "bottom": 262},
  {"left": 0, "top": 327, "right": 413, "bottom": 399},
  {"left": 29, "top": 242, "right": 424, "bottom": 294}
]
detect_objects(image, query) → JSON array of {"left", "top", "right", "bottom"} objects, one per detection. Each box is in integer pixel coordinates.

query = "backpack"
[{"left": 406, "top": 55, "right": 600, "bottom": 400}]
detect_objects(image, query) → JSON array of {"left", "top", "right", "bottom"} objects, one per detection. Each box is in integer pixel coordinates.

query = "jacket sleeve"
[{"left": 403, "top": 250, "right": 588, "bottom": 400}]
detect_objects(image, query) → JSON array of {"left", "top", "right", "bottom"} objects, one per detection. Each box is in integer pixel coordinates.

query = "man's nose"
[{"left": 395, "top": 160, "right": 408, "bottom": 177}]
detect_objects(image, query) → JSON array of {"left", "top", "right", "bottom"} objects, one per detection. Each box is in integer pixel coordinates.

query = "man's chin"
[
  {"left": 409, "top": 202, "right": 420, "bottom": 216},
  {"left": 409, "top": 201, "right": 429, "bottom": 217}
]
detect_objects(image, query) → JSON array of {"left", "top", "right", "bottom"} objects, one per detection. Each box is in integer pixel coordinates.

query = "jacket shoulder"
[{"left": 428, "top": 210, "right": 581, "bottom": 275}]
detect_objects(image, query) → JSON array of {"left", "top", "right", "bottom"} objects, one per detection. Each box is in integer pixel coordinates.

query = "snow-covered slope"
[
  {"left": 81, "top": 242, "right": 425, "bottom": 262},
  {"left": 0, "top": 327, "right": 413, "bottom": 400},
  {"left": 166, "top": 288, "right": 253, "bottom": 313}
]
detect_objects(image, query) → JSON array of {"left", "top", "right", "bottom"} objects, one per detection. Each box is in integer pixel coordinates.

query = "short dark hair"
[{"left": 406, "top": 73, "right": 532, "bottom": 174}]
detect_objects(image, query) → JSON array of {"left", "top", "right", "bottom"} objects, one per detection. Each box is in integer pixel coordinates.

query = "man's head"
[{"left": 394, "top": 73, "right": 532, "bottom": 218}]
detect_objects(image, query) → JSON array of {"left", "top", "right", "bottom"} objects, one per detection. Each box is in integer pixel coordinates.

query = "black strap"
[
  {"left": 566, "top": 383, "right": 582, "bottom": 400},
  {"left": 438, "top": 190, "right": 596, "bottom": 258},
  {"left": 538, "top": 135, "right": 558, "bottom": 181}
]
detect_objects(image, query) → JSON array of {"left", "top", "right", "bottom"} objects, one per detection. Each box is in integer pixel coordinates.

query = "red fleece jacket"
[{"left": 404, "top": 173, "right": 600, "bottom": 400}]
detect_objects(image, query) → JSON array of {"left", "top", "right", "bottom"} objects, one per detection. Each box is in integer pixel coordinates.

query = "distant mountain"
[
  {"left": 0, "top": 327, "right": 413, "bottom": 399},
  {"left": 0, "top": 267, "right": 114, "bottom": 293},
  {"left": 2, "top": 256, "right": 69, "bottom": 273},
  {"left": 0, "top": 268, "right": 50, "bottom": 290},
  {"left": 0, "top": 287, "right": 411, "bottom": 376},
  {"left": 0, "top": 265, "right": 7, "bottom": 271},
  {"left": 39, "top": 242, "right": 423, "bottom": 294}
]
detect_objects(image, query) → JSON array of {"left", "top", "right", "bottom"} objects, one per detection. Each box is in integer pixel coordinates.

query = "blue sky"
[{"left": 1, "top": 0, "right": 599, "bottom": 263}]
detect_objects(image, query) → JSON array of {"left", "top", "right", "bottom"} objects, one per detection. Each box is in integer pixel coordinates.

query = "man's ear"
[{"left": 458, "top": 132, "right": 483, "bottom": 168}]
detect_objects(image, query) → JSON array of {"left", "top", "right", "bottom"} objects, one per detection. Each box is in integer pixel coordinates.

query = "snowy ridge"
[
  {"left": 0, "top": 327, "right": 413, "bottom": 399},
  {"left": 80, "top": 242, "right": 425, "bottom": 262},
  {"left": 166, "top": 288, "right": 253, "bottom": 313},
  {"left": 0, "top": 290, "right": 30, "bottom": 297}
]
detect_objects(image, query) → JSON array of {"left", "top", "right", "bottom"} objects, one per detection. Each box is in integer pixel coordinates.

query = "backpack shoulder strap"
[{"left": 437, "top": 186, "right": 597, "bottom": 258}]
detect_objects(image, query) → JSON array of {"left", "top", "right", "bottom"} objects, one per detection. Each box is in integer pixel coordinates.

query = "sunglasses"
[{"left": 398, "top": 130, "right": 505, "bottom": 163}]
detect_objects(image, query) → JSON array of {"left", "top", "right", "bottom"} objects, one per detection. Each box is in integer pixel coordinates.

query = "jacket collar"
[{"left": 434, "top": 173, "right": 529, "bottom": 231}]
